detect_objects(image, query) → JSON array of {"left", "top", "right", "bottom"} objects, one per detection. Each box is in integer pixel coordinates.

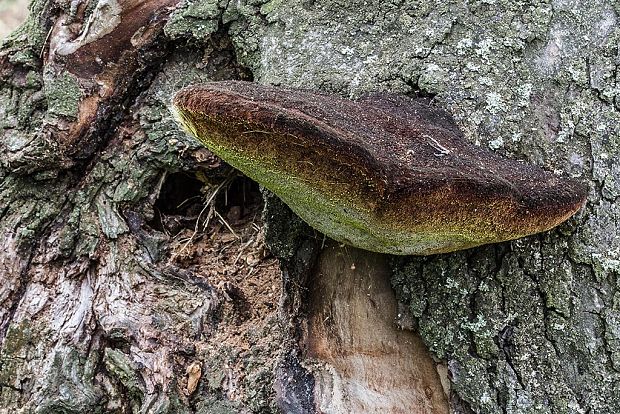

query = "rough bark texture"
[{"left": 0, "top": 0, "right": 618, "bottom": 413}]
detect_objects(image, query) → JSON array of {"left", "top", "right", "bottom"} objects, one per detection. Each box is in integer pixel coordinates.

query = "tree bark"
[{"left": 0, "top": 1, "right": 618, "bottom": 413}]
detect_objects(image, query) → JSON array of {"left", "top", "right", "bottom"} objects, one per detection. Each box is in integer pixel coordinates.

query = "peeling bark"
[
  {"left": 1, "top": 0, "right": 619, "bottom": 413},
  {"left": 304, "top": 245, "right": 449, "bottom": 413}
]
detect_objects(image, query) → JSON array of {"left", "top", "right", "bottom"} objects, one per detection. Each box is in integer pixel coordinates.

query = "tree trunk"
[{"left": 0, "top": 1, "right": 618, "bottom": 413}]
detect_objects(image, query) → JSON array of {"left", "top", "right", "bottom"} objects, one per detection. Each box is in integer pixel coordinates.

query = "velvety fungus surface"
[{"left": 172, "top": 81, "right": 587, "bottom": 255}]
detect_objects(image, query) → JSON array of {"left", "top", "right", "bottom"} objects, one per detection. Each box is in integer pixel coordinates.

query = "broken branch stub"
[{"left": 172, "top": 81, "right": 587, "bottom": 255}]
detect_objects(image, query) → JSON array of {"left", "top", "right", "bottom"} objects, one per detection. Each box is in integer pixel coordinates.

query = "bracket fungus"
[{"left": 172, "top": 81, "right": 587, "bottom": 255}]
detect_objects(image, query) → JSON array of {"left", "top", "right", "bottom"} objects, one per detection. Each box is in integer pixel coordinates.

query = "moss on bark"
[{"left": 1, "top": 0, "right": 619, "bottom": 413}]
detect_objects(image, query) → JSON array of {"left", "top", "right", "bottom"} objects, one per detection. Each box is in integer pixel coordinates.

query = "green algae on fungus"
[{"left": 171, "top": 81, "right": 587, "bottom": 255}]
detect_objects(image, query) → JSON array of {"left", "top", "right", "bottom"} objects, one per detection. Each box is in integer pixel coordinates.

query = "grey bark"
[{"left": 0, "top": 0, "right": 618, "bottom": 413}]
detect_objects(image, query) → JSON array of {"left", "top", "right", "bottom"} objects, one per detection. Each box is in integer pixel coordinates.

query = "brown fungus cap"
[{"left": 172, "top": 81, "right": 587, "bottom": 255}]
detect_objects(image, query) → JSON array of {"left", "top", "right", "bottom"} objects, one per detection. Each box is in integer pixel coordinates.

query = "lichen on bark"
[
  {"left": 228, "top": 0, "right": 620, "bottom": 412},
  {"left": 1, "top": 1, "right": 280, "bottom": 412},
  {"left": 1, "top": 0, "right": 619, "bottom": 413}
]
